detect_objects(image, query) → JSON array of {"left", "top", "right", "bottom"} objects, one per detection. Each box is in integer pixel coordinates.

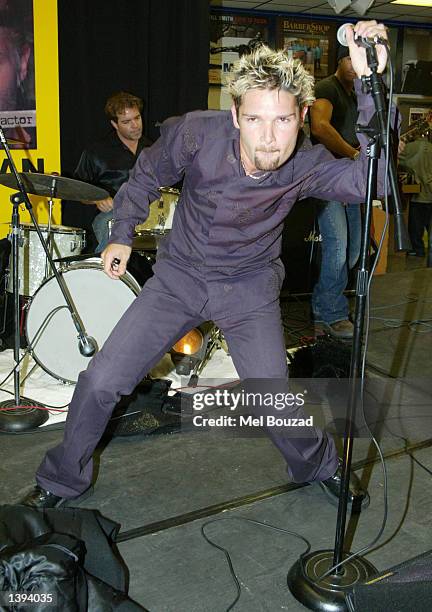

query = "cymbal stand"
[
  {"left": 0, "top": 167, "right": 47, "bottom": 424},
  {"left": 188, "top": 327, "right": 227, "bottom": 387},
  {"left": 0, "top": 128, "right": 97, "bottom": 421},
  {"left": 44, "top": 176, "right": 57, "bottom": 280}
]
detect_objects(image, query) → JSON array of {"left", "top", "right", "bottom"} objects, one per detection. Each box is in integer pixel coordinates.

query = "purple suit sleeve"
[
  {"left": 299, "top": 80, "right": 394, "bottom": 204},
  {"left": 109, "top": 114, "right": 201, "bottom": 246}
]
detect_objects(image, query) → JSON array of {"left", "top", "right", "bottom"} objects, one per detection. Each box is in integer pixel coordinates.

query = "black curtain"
[{"left": 57, "top": 0, "right": 209, "bottom": 230}]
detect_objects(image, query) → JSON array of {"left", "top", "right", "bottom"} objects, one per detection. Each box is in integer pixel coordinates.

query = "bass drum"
[{"left": 25, "top": 259, "right": 141, "bottom": 384}]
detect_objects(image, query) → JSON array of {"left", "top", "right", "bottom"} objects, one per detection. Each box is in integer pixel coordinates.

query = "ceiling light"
[
  {"left": 391, "top": 0, "right": 432, "bottom": 6},
  {"left": 351, "top": 0, "right": 375, "bottom": 15},
  {"left": 327, "top": 0, "right": 376, "bottom": 14},
  {"left": 327, "top": 0, "right": 351, "bottom": 13}
]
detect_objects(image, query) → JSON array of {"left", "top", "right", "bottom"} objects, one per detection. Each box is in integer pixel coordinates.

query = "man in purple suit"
[{"left": 21, "top": 21, "right": 389, "bottom": 510}]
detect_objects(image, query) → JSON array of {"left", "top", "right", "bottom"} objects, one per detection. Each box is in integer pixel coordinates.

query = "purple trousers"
[{"left": 36, "top": 264, "right": 338, "bottom": 498}]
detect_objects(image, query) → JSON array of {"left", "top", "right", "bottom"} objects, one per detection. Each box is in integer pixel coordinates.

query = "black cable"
[
  {"left": 0, "top": 304, "right": 68, "bottom": 387},
  {"left": 409, "top": 452, "right": 432, "bottom": 477},
  {"left": 0, "top": 347, "right": 30, "bottom": 388},
  {"left": 201, "top": 516, "right": 311, "bottom": 612},
  {"left": 0, "top": 305, "right": 69, "bottom": 395},
  {"left": 0, "top": 386, "right": 70, "bottom": 410}
]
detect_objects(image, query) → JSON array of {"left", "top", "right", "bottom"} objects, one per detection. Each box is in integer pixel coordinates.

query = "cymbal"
[{"left": 0, "top": 172, "right": 109, "bottom": 202}]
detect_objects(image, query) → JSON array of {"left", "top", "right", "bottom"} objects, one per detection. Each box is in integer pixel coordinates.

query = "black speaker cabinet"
[
  {"left": 346, "top": 549, "right": 432, "bottom": 611},
  {"left": 281, "top": 198, "right": 321, "bottom": 295}
]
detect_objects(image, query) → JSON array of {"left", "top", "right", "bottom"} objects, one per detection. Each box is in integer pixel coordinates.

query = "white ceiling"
[{"left": 209, "top": 0, "right": 432, "bottom": 25}]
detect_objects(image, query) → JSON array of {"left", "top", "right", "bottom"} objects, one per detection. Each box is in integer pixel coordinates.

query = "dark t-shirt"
[
  {"left": 314, "top": 74, "right": 359, "bottom": 149},
  {"left": 62, "top": 131, "right": 152, "bottom": 243},
  {"left": 74, "top": 131, "right": 153, "bottom": 197}
]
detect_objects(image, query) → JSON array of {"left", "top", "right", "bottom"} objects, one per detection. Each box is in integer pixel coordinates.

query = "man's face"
[
  {"left": 231, "top": 88, "right": 307, "bottom": 173},
  {"left": 0, "top": 27, "right": 30, "bottom": 112},
  {"left": 339, "top": 56, "right": 357, "bottom": 82},
  {"left": 111, "top": 106, "right": 143, "bottom": 142}
]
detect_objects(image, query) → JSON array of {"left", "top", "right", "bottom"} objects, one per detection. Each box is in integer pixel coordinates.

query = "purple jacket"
[{"left": 109, "top": 82, "right": 384, "bottom": 317}]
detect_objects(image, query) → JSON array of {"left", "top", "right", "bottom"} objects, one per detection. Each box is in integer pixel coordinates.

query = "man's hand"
[
  {"left": 96, "top": 197, "right": 114, "bottom": 212},
  {"left": 101, "top": 243, "right": 132, "bottom": 279},
  {"left": 345, "top": 21, "right": 388, "bottom": 77}
]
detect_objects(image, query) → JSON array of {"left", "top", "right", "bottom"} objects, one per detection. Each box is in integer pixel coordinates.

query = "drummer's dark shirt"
[
  {"left": 74, "top": 131, "right": 153, "bottom": 198},
  {"left": 62, "top": 132, "right": 152, "bottom": 243}
]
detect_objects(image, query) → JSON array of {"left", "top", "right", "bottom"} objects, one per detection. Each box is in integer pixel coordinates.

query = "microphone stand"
[
  {"left": 287, "top": 44, "right": 410, "bottom": 611},
  {"left": 0, "top": 128, "right": 96, "bottom": 432}
]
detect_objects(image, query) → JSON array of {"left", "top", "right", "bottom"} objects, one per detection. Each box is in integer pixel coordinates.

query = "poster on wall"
[
  {"left": 277, "top": 18, "right": 336, "bottom": 81},
  {"left": 0, "top": 0, "right": 36, "bottom": 149},
  {"left": 409, "top": 107, "right": 430, "bottom": 125},
  {"left": 209, "top": 12, "right": 271, "bottom": 110},
  {"left": 393, "top": 94, "right": 432, "bottom": 137},
  {"left": 0, "top": 0, "right": 61, "bottom": 239}
]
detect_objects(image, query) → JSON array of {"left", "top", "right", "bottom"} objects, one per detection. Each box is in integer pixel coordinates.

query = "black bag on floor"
[{"left": 0, "top": 505, "right": 147, "bottom": 611}]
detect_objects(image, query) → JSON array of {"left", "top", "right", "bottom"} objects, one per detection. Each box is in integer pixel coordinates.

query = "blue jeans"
[
  {"left": 312, "top": 201, "right": 361, "bottom": 325},
  {"left": 92, "top": 211, "right": 113, "bottom": 253}
]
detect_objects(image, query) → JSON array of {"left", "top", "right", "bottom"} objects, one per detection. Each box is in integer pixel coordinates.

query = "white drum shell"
[
  {"left": 25, "top": 260, "right": 140, "bottom": 384},
  {"left": 8, "top": 223, "right": 86, "bottom": 296}
]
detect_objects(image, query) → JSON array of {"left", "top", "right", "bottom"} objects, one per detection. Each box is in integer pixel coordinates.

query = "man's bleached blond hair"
[{"left": 227, "top": 45, "right": 315, "bottom": 111}]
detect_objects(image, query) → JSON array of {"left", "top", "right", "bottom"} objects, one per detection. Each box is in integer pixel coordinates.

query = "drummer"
[{"left": 74, "top": 91, "right": 152, "bottom": 252}]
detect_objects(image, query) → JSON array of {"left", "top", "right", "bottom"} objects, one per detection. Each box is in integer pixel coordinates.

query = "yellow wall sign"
[{"left": 0, "top": 0, "right": 61, "bottom": 239}]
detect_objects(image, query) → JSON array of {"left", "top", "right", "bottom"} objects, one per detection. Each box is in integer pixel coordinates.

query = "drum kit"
[{"left": 0, "top": 170, "right": 220, "bottom": 388}]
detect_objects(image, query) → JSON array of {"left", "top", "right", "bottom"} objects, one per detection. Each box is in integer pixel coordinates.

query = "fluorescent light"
[
  {"left": 351, "top": 0, "right": 375, "bottom": 15},
  {"left": 391, "top": 0, "right": 432, "bottom": 6},
  {"left": 327, "top": 0, "right": 351, "bottom": 13}
]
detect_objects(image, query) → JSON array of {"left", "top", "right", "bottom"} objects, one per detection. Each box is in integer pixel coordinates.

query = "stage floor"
[{"left": 1, "top": 263, "right": 432, "bottom": 611}]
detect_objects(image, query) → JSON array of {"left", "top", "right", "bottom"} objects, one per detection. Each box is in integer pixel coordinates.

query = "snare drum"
[
  {"left": 8, "top": 223, "right": 86, "bottom": 296},
  {"left": 25, "top": 259, "right": 140, "bottom": 384},
  {"left": 133, "top": 187, "right": 179, "bottom": 250}
]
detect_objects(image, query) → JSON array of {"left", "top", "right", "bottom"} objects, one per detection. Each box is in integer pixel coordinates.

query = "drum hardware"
[
  {"left": 107, "top": 217, "right": 114, "bottom": 238},
  {"left": 44, "top": 173, "right": 58, "bottom": 280},
  {"left": 170, "top": 323, "right": 226, "bottom": 387},
  {"left": 133, "top": 186, "right": 180, "bottom": 251},
  {"left": 134, "top": 250, "right": 156, "bottom": 265},
  {"left": 0, "top": 143, "right": 109, "bottom": 428},
  {"left": 188, "top": 326, "right": 227, "bottom": 387}
]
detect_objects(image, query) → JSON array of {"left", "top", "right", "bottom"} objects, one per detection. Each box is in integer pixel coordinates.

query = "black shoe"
[
  {"left": 19, "top": 485, "right": 93, "bottom": 509},
  {"left": 318, "top": 462, "right": 370, "bottom": 511}
]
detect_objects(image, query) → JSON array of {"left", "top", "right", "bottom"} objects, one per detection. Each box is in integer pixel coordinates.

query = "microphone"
[
  {"left": 337, "top": 23, "right": 386, "bottom": 48},
  {"left": 78, "top": 334, "right": 98, "bottom": 357}
]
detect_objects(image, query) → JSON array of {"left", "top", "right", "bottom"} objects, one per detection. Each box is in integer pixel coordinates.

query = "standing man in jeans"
[{"left": 310, "top": 45, "right": 362, "bottom": 339}]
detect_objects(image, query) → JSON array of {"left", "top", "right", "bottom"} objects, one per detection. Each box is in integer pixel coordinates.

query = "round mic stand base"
[
  {"left": 0, "top": 397, "right": 49, "bottom": 432},
  {"left": 287, "top": 549, "right": 377, "bottom": 612}
]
